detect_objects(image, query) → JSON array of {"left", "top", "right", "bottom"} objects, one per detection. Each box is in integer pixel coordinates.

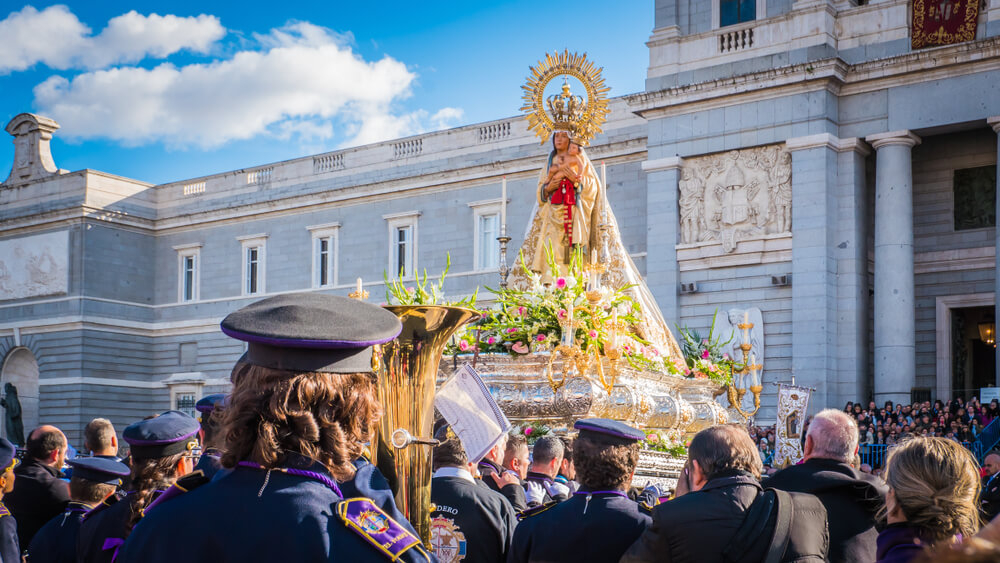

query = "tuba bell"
[{"left": 376, "top": 305, "right": 479, "bottom": 549}]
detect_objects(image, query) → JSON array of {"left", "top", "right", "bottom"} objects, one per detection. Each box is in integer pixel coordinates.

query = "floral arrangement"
[
  {"left": 675, "top": 310, "right": 737, "bottom": 385},
  {"left": 514, "top": 422, "right": 551, "bottom": 445},
  {"left": 384, "top": 253, "right": 478, "bottom": 308},
  {"left": 641, "top": 429, "right": 688, "bottom": 458}
]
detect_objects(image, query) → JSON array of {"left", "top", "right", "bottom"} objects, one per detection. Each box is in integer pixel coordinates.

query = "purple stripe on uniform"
[
  {"left": 573, "top": 490, "right": 629, "bottom": 498},
  {"left": 220, "top": 325, "right": 401, "bottom": 349},
  {"left": 124, "top": 429, "right": 199, "bottom": 446},
  {"left": 237, "top": 461, "right": 343, "bottom": 499}
]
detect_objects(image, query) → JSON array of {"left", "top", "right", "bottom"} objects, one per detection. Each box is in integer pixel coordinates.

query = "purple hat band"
[
  {"left": 220, "top": 324, "right": 401, "bottom": 349},
  {"left": 124, "top": 429, "right": 199, "bottom": 447}
]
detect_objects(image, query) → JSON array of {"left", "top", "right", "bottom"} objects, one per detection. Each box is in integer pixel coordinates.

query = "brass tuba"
[{"left": 376, "top": 305, "right": 479, "bottom": 549}]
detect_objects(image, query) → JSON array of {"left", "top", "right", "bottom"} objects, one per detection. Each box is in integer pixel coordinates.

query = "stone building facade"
[{"left": 2, "top": 0, "right": 1000, "bottom": 445}]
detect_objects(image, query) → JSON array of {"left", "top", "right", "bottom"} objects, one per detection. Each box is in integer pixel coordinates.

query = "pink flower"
[
  {"left": 722, "top": 353, "right": 729, "bottom": 360},
  {"left": 406, "top": 287, "right": 415, "bottom": 293},
  {"left": 588, "top": 330, "right": 598, "bottom": 339},
  {"left": 524, "top": 428, "right": 533, "bottom": 436},
  {"left": 506, "top": 328, "right": 517, "bottom": 334},
  {"left": 555, "top": 277, "right": 567, "bottom": 289},
  {"left": 684, "top": 368, "right": 692, "bottom": 375},
  {"left": 518, "top": 306, "right": 526, "bottom": 316},
  {"left": 487, "top": 336, "right": 496, "bottom": 345},
  {"left": 557, "top": 309, "right": 568, "bottom": 320},
  {"left": 512, "top": 342, "right": 529, "bottom": 354},
  {"left": 702, "top": 339, "right": 709, "bottom": 345},
  {"left": 535, "top": 334, "right": 546, "bottom": 342},
  {"left": 459, "top": 341, "right": 470, "bottom": 351},
  {"left": 701, "top": 349, "right": 710, "bottom": 359}
]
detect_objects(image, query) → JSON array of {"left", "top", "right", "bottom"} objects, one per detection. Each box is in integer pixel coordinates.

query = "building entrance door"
[{"left": 951, "top": 306, "right": 997, "bottom": 400}]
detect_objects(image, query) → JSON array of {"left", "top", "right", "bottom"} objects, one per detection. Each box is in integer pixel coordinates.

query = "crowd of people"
[{"left": 3, "top": 293, "right": 1000, "bottom": 562}]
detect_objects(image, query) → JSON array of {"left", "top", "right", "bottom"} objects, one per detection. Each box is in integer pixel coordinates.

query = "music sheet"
[{"left": 434, "top": 363, "right": 511, "bottom": 463}]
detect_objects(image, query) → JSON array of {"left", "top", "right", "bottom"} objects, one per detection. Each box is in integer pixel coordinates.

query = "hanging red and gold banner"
[{"left": 911, "top": 0, "right": 980, "bottom": 49}]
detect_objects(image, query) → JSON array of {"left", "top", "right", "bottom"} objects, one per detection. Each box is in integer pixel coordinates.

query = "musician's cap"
[
  {"left": 195, "top": 393, "right": 227, "bottom": 414},
  {"left": 573, "top": 418, "right": 645, "bottom": 444},
  {"left": 220, "top": 293, "right": 402, "bottom": 374},
  {"left": 123, "top": 411, "right": 200, "bottom": 459},
  {"left": 67, "top": 457, "right": 130, "bottom": 485},
  {"left": 0, "top": 438, "right": 17, "bottom": 472}
]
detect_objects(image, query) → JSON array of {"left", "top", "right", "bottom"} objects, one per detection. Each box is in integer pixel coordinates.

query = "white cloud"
[
  {"left": 0, "top": 5, "right": 225, "bottom": 74},
  {"left": 33, "top": 22, "right": 464, "bottom": 149}
]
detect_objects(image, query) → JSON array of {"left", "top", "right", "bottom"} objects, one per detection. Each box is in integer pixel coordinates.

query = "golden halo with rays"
[{"left": 520, "top": 50, "right": 611, "bottom": 146}]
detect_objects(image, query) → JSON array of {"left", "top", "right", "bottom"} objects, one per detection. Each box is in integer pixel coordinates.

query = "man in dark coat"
[
  {"left": 766, "top": 408, "right": 887, "bottom": 563},
  {"left": 621, "top": 424, "right": 828, "bottom": 563},
  {"left": 980, "top": 450, "right": 1000, "bottom": 521},
  {"left": 509, "top": 419, "right": 651, "bottom": 563},
  {"left": 523, "top": 436, "right": 565, "bottom": 507},
  {"left": 477, "top": 434, "right": 527, "bottom": 512},
  {"left": 431, "top": 427, "right": 517, "bottom": 563},
  {"left": 5, "top": 425, "right": 70, "bottom": 548}
]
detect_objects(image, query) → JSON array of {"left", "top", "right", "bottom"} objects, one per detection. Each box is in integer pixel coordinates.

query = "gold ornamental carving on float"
[{"left": 520, "top": 50, "right": 610, "bottom": 146}]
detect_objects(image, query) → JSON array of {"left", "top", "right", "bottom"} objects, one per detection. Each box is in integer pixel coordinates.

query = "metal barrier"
[
  {"left": 860, "top": 441, "right": 976, "bottom": 469},
  {"left": 974, "top": 418, "right": 1000, "bottom": 463}
]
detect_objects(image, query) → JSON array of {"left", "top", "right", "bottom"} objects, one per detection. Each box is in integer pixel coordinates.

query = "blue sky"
[{"left": 0, "top": 1, "right": 652, "bottom": 185}]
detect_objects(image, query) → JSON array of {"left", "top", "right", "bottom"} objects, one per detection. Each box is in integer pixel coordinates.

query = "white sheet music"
[{"left": 434, "top": 363, "right": 511, "bottom": 463}]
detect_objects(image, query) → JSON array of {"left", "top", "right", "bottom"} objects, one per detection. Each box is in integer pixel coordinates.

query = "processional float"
[{"left": 371, "top": 51, "right": 763, "bottom": 550}]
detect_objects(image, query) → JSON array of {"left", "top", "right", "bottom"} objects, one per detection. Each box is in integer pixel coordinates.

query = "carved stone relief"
[
  {"left": 0, "top": 231, "right": 68, "bottom": 300},
  {"left": 678, "top": 145, "right": 792, "bottom": 252}
]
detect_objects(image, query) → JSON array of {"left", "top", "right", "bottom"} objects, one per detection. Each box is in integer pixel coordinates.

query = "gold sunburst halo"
[{"left": 520, "top": 50, "right": 611, "bottom": 146}]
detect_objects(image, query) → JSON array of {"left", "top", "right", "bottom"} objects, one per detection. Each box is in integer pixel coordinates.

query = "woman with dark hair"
[
  {"left": 77, "top": 411, "right": 198, "bottom": 563},
  {"left": 117, "top": 294, "right": 431, "bottom": 563}
]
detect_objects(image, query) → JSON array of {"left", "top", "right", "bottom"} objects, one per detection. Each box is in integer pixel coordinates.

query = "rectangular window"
[
  {"left": 954, "top": 165, "right": 997, "bottom": 231},
  {"left": 173, "top": 243, "right": 202, "bottom": 303},
  {"left": 308, "top": 223, "right": 340, "bottom": 289},
  {"left": 394, "top": 225, "right": 412, "bottom": 277},
  {"left": 317, "top": 237, "right": 330, "bottom": 286},
  {"left": 720, "top": 0, "right": 756, "bottom": 27},
  {"left": 238, "top": 234, "right": 268, "bottom": 296},
  {"left": 477, "top": 212, "right": 500, "bottom": 271}
]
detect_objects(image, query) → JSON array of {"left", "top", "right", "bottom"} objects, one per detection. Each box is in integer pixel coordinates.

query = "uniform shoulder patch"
[
  {"left": 337, "top": 497, "right": 427, "bottom": 561},
  {"left": 143, "top": 470, "right": 210, "bottom": 516},
  {"left": 516, "top": 500, "right": 558, "bottom": 521},
  {"left": 0, "top": 502, "right": 9, "bottom": 518}
]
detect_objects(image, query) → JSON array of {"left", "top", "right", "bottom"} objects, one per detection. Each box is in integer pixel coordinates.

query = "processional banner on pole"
[
  {"left": 911, "top": 0, "right": 980, "bottom": 49},
  {"left": 774, "top": 384, "right": 811, "bottom": 468}
]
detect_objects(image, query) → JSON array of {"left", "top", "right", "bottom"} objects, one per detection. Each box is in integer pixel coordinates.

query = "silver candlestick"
[{"left": 497, "top": 228, "right": 512, "bottom": 289}]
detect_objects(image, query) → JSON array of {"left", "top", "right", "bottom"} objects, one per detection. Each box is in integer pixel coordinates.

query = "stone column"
[
  {"left": 990, "top": 117, "right": 1000, "bottom": 386},
  {"left": 866, "top": 130, "right": 921, "bottom": 405},
  {"left": 642, "top": 156, "right": 683, "bottom": 324}
]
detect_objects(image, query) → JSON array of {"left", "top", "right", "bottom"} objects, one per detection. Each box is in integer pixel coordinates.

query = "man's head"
[
  {"left": 483, "top": 433, "right": 507, "bottom": 466},
  {"left": 84, "top": 418, "right": 117, "bottom": 456},
  {"left": 984, "top": 452, "right": 1000, "bottom": 477},
  {"left": 803, "top": 409, "right": 859, "bottom": 463},
  {"left": 65, "top": 457, "right": 129, "bottom": 507},
  {"left": 431, "top": 427, "right": 471, "bottom": 472},
  {"left": 573, "top": 429, "right": 639, "bottom": 492},
  {"left": 558, "top": 437, "right": 575, "bottom": 480},
  {"left": 685, "top": 424, "right": 762, "bottom": 491},
  {"left": 529, "top": 436, "right": 564, "bottom": 478},
  {"left": 503, "top": 434, "right": 529, "bottom": 479},
  {"left": 26, "top": 425, "right": 67, "bottom": 469}
]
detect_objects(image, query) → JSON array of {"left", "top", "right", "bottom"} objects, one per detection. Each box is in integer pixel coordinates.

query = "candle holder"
[
  {"left": 349, "top": 281, "right": 370, "bottom": 301},
  {"left": 726, "top": 319, "right": 763, "bottom": 419},
  {"left": 497, "top": 234, "right": 512, "bottom": 289},
  {"left": 584, "top": 261, "right": 606, "bottom": 304}
]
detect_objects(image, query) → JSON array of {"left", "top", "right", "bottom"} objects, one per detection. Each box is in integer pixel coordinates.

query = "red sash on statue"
[{"left": 550, "top": 178, "right": 576, "bottom": 244}]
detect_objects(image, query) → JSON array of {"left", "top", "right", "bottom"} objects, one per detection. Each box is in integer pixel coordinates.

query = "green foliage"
[{"left": 384, "top": 253, "right": 478, "bottom": 308}]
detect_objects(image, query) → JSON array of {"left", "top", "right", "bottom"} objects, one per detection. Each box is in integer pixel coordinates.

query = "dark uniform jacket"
[
  {"left": 523, "top": 471, "right": 566, "bottom": 508},
  {"left": 509, "top": 490, "right": 649, "bottom": 563},
  {"left": 0, "top": 501, "right": 19, "bottom": 563},
  {"left": 26, "top": 501, "right": 90, "bottom": 563},
  {"left": 77, "top": 492, "right": 150, "bottom": 563},
  {"left": 620, "top": 472, "right": 829, "bottom": 563},
  {"left": 477, "top": 459, "right": 527, "bottom": 512},
  {"left": 193, "top": 449, "right": 224, "bottom": 481},
  {"left": 981, "top": 472, "right": 1000, "bottom": 521},
  {"left": 431, "top": 470, "right": 517, "bottom": 563},
  {"left": 116, "top": 457, "right": 435, "bottom": 563},
  {"left": 5, "top": 458, "right": 70, "bottom": 549},
  {"left": 342, "top": 457, "right": 419, "bottom": 536},
  {"left": 765, "top": 457, "right": 886, "bottom": 563}
]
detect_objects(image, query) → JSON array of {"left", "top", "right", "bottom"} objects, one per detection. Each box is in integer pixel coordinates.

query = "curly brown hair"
[
  {"left": 127, "top": 453, "right": 186, "bottom": 531},
  {"left": 219, "top": 364, "right": 381, "bottom": 481},
  {"left": 884, "top": 436, "right": 982, "bottom": 544},
  {"left": 572, "top": 432, "right": 640, "bottom": 491}
]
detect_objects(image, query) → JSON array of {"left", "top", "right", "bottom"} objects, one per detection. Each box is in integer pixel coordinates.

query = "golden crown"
[{"left": 521, "top": 50, "right": 610, "bottom": 146}]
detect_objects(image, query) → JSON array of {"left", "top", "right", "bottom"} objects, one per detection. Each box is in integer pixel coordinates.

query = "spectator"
[
  {"left": 4, "top": 425, "right": 70, "bottom": 548},
  {"left": 430, "top": 426, "right": 517, "bottom": 563},
  {"left": 877, "top": 437, "right": 981, "bottom": 563},
  {"left": 477, "top": 433, "right": 527, "bottom": 512},
  {"left": 621, "top": 424, "right": 828, "bottom": 563},
  {"left": 551, "top": 437, "right": 577, "bottom": 498},
  {"left": 766, "top": 409, "right": 887, "bottom": 563},
  {"left": 83, "top": 418, "right": 119, "bottom": 458},
  {"left": 981, "top": 450, "right": 1000, "bottom": 521},
  {"left": 523, "top": 436, "right": 564, "bottom": 507}
]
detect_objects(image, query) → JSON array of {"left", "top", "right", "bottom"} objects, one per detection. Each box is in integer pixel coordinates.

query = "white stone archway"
[{"left": 0, "top": 347, "right": 40, "bottom": 445}]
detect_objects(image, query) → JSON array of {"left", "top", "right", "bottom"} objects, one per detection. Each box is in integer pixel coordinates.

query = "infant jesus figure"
[{"left": 543, "top": 141, "right": 584, "bottom": 255}]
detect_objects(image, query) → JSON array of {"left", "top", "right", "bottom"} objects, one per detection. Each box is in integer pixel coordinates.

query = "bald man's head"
[
  {"left": 985, "top": 452, "right": 1000, "bottom": 477},
  {"left": 805, "top": 409, "right": 859, "bottom": 463},
  {"left": 27, "top": 425, "right": 67, "bottom": 468}
]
